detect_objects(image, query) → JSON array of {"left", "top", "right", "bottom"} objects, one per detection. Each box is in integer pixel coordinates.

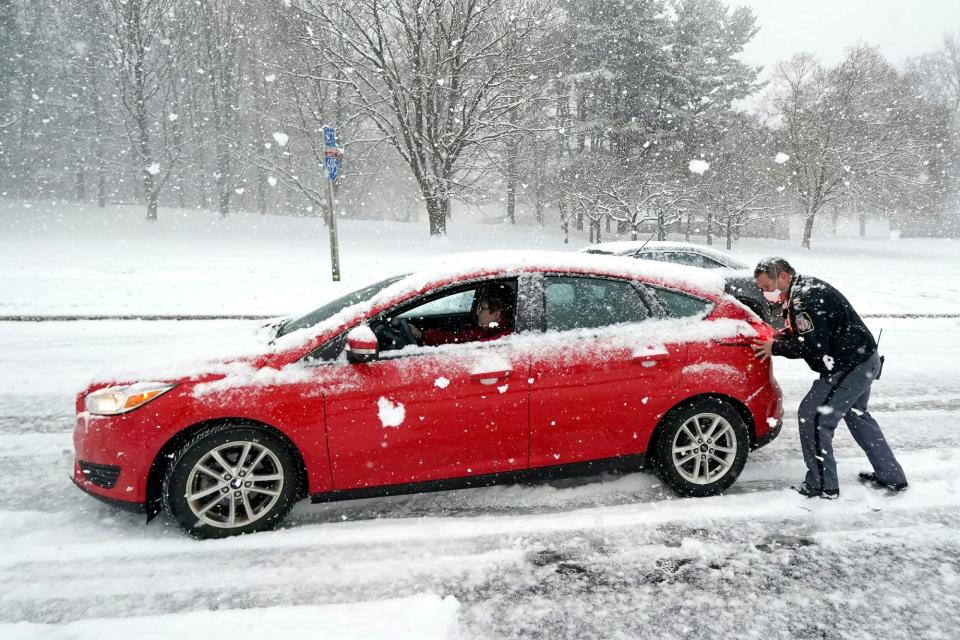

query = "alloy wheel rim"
[
  {"left": 671, "top": 413, "right": 737, "bottom": 485},
  {"left": 185, "top": 441, "right": 284, "bottom": 528}
]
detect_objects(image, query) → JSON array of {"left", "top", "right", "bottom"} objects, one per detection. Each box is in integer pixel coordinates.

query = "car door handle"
[
  {"left": 470, "top": 370, "right": 512, "bottom": 385},
  {"left": 633, "top": 353, "right": 669, "bottom": 367}
]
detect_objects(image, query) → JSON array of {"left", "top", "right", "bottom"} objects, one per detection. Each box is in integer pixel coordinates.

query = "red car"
[{"left": 73, "top": 252, "right": 782, "bottom": 538}]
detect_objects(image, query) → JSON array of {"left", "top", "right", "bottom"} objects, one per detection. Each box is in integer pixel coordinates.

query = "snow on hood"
[{"left": 87, "top": 319, "right": 279, "bottom": 388}]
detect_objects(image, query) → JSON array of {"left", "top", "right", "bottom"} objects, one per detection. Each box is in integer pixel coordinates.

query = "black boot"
[
  {"left": 793, "top": 482, "right": 839, "bottom": 499},
  {"left": 858, "top": 471, "right": 908, "bottom": 492}
]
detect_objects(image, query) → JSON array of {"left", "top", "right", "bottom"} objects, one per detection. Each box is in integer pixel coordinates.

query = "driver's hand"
[{"left": 409, "top": 323, "right": 422, "bottom": 339}]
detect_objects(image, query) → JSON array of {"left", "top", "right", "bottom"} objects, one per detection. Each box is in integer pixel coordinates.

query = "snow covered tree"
[
  {"left": 771, "top": 47, "right": 930, "bottom": 248},
  {"left": 697, "top": 114, "right": 782, "bottom": 249},
  {"left": 98, "top": 0, "right": 180, "bottom": 221},
  {"left": 288, "top": 0, "right": 556, "bottom": 236}
]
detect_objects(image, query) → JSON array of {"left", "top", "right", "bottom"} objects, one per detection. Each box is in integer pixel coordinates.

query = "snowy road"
[{"left": 1, "top": 319, "right": 959, "bottom": 639}]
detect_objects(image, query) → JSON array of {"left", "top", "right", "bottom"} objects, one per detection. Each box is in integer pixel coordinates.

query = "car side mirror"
[{"left": 345, "top": 325, "right": 379, "bottom": 364}]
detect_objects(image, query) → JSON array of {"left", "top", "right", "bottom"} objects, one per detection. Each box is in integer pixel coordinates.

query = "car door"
[
  {"left": 527, "top": 275, "right": 688, "bottom": 467},
  {"left": 321, "top": 278, "right": 532, "bottom": 490}
]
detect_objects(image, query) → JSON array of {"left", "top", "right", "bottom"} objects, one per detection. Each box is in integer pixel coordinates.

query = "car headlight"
[{"left": 85, "top": 383, "right": 176, "bottom": 415}]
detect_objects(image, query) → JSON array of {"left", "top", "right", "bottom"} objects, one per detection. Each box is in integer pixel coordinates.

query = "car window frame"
[
  {"left": 302, "top": 273, "right": 538, "bottom": 365},
  {"left": 646, "top": 284, "right": 716, "bottom": 319},
  {"left": 529, "top": 272, "right": 661, "bottom": 335}
]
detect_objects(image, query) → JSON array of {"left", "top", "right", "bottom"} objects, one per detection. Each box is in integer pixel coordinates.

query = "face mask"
[{"left": 763, "top": 289, "right": 782, "bottom": 303}]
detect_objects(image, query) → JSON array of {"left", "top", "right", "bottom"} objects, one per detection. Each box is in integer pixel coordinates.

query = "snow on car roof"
[
  {"left": 271, "top": 249, "right": 727, "bottom": 350},
  {"left": 582, "top": 241, "right": 749, "bottom": 270},
  {"left": 389, "top": 249, "right": 727, "bottom": 296}
]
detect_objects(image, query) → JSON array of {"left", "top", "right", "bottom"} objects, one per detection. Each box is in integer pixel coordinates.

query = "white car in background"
[{"left": 581, "top": 241, "right": 782, "bottom": 327}]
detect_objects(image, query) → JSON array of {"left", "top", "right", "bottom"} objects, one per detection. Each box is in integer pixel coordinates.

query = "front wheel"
[
  {"left": 163, "top": 424, "right": 301, "bottom": 538},
  {"left": 653, "top": 398, "right": 749, "bottom": 497}
]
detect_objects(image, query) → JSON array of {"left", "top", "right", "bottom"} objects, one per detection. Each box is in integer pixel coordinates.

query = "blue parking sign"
[
  {"left": 323, "top": 126, "right": 340, "bottom": 181},
  {"left": 324, "top": 153, "right": 340, "bottom": 181}
]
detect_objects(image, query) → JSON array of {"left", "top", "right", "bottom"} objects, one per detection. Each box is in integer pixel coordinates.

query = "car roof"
[
  {"left": 582, "top": 241, "right": 749, "bottom": 270},
  {"left": 389, "top": 250, "right": 727, "bottom": 298},
  {"left": 269, "top": 250, "right": 729, "bottom": 352}
]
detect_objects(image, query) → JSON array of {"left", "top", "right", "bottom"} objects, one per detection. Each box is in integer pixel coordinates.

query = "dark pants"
[{"left": 797, "top": 352, "right": 907, "bottom": 491}]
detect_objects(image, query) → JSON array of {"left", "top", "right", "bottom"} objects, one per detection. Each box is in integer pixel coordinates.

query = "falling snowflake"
[
  {"left": 688, "top": 159, "right": 710, "bottom": 175},
  {"left": 775, "top": 152, "right": 790, "bottom": 164},
  {"left": 272, "top": 132, "right": 289, "bottom": 147},
  {"left": 145, "top": 163, "right": 160, "bottom": 175}
]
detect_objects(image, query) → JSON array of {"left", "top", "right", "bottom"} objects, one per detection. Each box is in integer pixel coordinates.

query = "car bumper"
[
  {"left": 71, "top": 466, "right": 146, "bottom": 513},
  {"left": 751, "top": 417, "right": 782, "bottom": 449},
  {"left": 73, "top": 408, "right": 164, "bottom": 504}
]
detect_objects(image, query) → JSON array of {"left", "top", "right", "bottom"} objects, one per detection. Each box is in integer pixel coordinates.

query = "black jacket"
[{"left": 772, "top": 274, "right": 877, "bottom": 375}]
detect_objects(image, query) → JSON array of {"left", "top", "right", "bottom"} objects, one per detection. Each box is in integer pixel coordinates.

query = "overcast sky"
[{"left": 734, "top": 0, "right": 960, "bottom": 69}]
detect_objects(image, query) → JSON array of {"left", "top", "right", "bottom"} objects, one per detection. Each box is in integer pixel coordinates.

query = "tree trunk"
[
  {"left": 726, "top": 218, "right": 733, "bottom": 250},
  {"left": 136, "top": 105, "right": 157, "bottom": 221},
  {"left": 705, "top": 211, "right": 713, "bottom": 245},
  {"left": 506, "top": 138, "right": 517, "bottom": 224},
  {"left": 801, "top": 211, "right": 816, "bottom": 248},
  {"left": 534, "top": 158, "right": 545, "bottom": 225},
  {"left": 426, "top": 195, "right": 448, "bottom": 236},
  {"left": 558, "top": 200, "right": 569, "bottom": 244},
  {"left": 859, "top": 212, "right": 867, "bottom": 237},
  {"left": 257, "top": 170, "right": 267, "bottom": 215},
  {"left": 75, "top": 164, "right": 86, "bottom": 203},
  {"left": 685, "top": 213, "right": 692, "bottom": 242},
  {"left": 831, "top": 207, "right": 838, "bottom": 235}
]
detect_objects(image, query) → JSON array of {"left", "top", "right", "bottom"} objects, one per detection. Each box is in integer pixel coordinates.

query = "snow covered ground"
[
  {"left": 2, "top": 200, "right": 959, "bottom": 317},
  {"left": 1, "top": 201, "right": 959, "bottom": 638}
]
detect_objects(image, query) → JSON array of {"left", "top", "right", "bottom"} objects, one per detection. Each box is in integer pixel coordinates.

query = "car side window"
[
  {"left": 662, "top": 251, "right": 724, "bottom": 269},
  {"left": 650, "top": 286, "right": 714, "bottom": 318},
  {"left": 634, "top": 250, "right": 666, "bottom": 262},
  {"left": 544, "top": 276, "right": 650, "bottom": 332},
  {"left": 396, "top": 289, "right": 474, "bottom": 318},
  {"left": 378, "top": 278, "right": 518, "bottom": 353}
]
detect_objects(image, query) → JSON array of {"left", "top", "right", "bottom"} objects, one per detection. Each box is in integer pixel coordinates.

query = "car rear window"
[
  {"left": 544, "top": 276, "right": 650, "bottom": 331},
  {"left": 650, "top": 286, "right": 714, "bottom": 318}
]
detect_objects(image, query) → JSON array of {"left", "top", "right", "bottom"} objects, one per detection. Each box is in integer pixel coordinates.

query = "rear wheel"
[
  {"left": 654, "top": 398, "right": 749, "bottom": 497},
  {"left": 163, "top": 424, "right": 301, "bottom": 538}
]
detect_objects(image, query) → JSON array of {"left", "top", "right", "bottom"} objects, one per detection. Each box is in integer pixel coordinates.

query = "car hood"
[{"left": 84, "top": 319, "right": 299, "bottom": 390}]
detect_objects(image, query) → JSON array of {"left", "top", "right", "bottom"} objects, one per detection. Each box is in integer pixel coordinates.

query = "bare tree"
[
  {"left": 288, "top": 0, "right": 556, "bottom": 235},
  {"left": 99, "top": 0, "right": 179, "bottom": 221},
  {"left": 771, "top": 47, "right": 929, "bottom": 248}
]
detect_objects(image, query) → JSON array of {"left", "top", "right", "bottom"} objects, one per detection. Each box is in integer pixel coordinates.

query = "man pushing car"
[{"left": 750, "top": 257, "right": 908, "bottom": 499}]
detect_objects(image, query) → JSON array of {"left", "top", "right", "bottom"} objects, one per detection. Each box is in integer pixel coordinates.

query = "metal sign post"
[{"left": 322, "top": 126, "right": 342, "bottom": 282}]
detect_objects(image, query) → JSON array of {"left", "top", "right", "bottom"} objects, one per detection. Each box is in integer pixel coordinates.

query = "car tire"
[
  {"left": 162, "top": 424, "right": 301, "bottom": 539},
  {"left": 653, "top": 397, "right": 749, "bottom": 497}
]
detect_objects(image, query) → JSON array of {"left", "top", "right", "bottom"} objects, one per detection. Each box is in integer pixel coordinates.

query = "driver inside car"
[{"left": 409, "top": 288, "right": 514, "bottom": 347}]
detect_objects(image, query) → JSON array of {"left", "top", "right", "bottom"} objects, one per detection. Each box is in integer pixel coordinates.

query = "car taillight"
[{"left": 715, "top": 320, "right": 775, "bottom": 348}]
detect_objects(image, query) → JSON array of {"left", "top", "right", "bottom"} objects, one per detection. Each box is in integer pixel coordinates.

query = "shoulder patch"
[{"left": 795, "top": 312, "right": 815, "bottom": 334}]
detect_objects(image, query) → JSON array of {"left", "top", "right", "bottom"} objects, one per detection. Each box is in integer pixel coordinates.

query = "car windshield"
[{"left": 276, "top": 274, "right": 408, "bottom": 338}]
